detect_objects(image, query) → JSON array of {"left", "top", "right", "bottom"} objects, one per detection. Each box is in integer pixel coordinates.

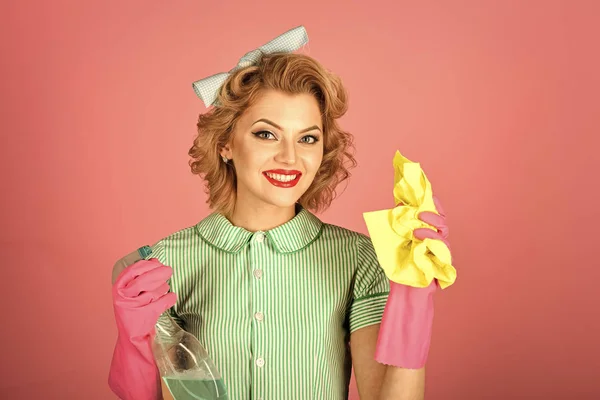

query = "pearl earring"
[{"left": 221, "top": 155, "right": 229, "bottom": 163}]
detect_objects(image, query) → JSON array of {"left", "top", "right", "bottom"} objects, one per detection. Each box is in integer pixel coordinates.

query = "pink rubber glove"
[
  {"left": 375, "top": 196, "right": 451, "bottom": 369},
  {"left": 108, "top": 258, "right": 177, "bottom": 400}
]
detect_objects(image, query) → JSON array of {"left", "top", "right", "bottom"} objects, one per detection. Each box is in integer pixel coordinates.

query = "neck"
[{"left": 227, "top": 201, "right": 297, "bottom": 232}]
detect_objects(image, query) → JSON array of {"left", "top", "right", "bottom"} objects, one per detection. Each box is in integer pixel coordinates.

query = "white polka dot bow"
[{"left": 192, "top": 26, "right": 309, "bottom": 108}]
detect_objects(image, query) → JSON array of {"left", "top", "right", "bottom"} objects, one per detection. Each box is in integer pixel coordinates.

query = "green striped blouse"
[{"left": 145, "top": 207, "right": 389, "bottom": 400}]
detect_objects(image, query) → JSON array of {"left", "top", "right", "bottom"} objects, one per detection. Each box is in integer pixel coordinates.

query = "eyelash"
[
  {"left": 252, "top": 130, "right": 320, "bottom": 144},
  {"left": 253, "top": 130, "right": 276, "bottom": 140}
]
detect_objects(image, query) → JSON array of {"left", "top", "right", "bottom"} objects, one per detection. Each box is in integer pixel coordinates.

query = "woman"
[{"left": 109, "top": 27, "right": 450, "bottom": 400}]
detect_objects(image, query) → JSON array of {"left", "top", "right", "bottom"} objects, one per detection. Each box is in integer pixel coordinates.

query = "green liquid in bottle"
[{"left": 162, "top": 376, "right": 228, "bottom": 400}]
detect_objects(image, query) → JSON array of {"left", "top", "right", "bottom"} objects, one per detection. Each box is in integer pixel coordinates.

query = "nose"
[{"left": 274, "top": 139, "right": 296, "bottom": 165}]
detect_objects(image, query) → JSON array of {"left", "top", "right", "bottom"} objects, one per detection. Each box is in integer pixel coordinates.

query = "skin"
[
  {"left": 220, "top": 89, "right": 324, "bottom": 232},
  {"left": 351, "top": 326, "right": 425, "bottom": 400}
]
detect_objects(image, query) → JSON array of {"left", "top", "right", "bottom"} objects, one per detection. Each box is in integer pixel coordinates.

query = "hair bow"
[{"left": 192, "top": 26, "right": 309, "bottom": 108}]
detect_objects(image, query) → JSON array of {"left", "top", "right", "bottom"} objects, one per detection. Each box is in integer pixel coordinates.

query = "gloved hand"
[
  {"left": 375, "top": 196, "right": 451, "bottom": 369},
  {"left": 108, "top": 258, "right": 177, "bottom": 400}
]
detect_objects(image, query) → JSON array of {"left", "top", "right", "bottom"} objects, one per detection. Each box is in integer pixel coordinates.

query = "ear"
[{"left": 220, "top": 143, "right": 233, "bottom": 160}]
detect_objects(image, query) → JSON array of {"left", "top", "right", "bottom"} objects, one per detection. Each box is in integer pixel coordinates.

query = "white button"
[
  {"left": 254, "top": 312, "right": 264, "bottom": 321},
  {"left": 253, "top": 269, "right": 263, "bottom": 279},
  {"left": 256, "top": 358, "right": 265, "bottom": 367},
  {"left": 255, "top": 232, "right": 265, "bottom": 243}
]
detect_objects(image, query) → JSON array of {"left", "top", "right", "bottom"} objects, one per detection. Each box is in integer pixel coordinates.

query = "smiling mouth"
[
  {"left": 263, "top": 170, "right": 302, "bottom": 188},
  {"left": 265, "top": 172, "right": 298, "bottom": 182}
]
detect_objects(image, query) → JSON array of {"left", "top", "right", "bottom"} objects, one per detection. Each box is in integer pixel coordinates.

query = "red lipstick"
[{"left": 263, "top": 169, "right": 302, "bottom": 188}]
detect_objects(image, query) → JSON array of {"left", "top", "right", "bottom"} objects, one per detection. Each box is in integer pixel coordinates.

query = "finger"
[
  {"left": 418, "top": 212, "right": 449, "bottom": 238},
  {"left": 115, "top": 282, "right": 173, "bottom": 309},
  {"left": 114, "top": 258, "right": 164, "bottom": 288},
  {"left": 432, "top": 195, "right": 446, "bottom": 218},
  {"left": 119, "top": 265, "right": 174, "bottom": 298},
  {"left": 413, "top": 228, "right": 451, "bottom": 249},
  {"left": 153, "top": 292, "right": 178, "bottom": 314},
  {"left": 135, "top": 282, "right": 171, "bottom": 305},
  {"left": 115, "top": 285, "right": 177, "bottom": 311},
  {"left": 121, "top": 265, "right": 173, "bottom": 297},
  {"left": 413, "top": 227, "right": 441, "bottom": 241}
]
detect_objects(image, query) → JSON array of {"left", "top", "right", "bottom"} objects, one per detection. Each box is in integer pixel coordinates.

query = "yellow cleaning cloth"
[{"left": 363, "top": 151, "right": 457, "bottom": 289}]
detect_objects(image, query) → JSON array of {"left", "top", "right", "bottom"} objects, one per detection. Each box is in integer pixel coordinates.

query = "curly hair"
[{"left": 189, "top": 53, "right": 356, "bottom": 215}]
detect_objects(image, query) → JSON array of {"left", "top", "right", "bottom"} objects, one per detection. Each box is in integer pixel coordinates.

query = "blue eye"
[
  {"left": 300, "top": 135, "right": 319, "bottom": 144},
  {"left": 253, "top": 130, "right": 276, "bottom": 140}
]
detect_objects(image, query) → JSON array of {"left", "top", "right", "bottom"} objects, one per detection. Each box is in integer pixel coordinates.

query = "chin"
[
  {"left": 264, "top": 197, "right": 301, "bottom": 209},
  {"left": 260, "top": 190, "right": 305, "bottom": 209},
  {"left": 254, "top": 179, "right": 305, "bottom": 204}
]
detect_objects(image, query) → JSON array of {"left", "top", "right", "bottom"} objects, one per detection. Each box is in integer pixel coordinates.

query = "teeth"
[{"left": 266, "top": 172, "right": 297, "bottom": 182}]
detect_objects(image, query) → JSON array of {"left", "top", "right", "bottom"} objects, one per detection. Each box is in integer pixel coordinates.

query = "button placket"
[{"left": 250, "top": 231, "right": 267, "bottom": 400}]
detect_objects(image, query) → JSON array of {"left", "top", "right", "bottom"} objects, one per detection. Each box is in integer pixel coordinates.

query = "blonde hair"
[{"left": 189, "top": 53, "right": 356, "bottom": 215}]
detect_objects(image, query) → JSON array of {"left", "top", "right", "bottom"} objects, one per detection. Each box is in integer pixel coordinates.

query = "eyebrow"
[{"left": 252, "top": 118, "right": 322, "bottom": 134}]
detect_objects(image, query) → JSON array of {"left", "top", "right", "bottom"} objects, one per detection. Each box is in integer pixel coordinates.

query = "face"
[{"left": 221, "top": 90, "right": 324, "bottom": 211}]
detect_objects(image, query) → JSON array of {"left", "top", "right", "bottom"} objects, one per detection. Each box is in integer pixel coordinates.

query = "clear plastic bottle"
[{"left": 152, "top": 308, "right": 229, "bottom": 400}]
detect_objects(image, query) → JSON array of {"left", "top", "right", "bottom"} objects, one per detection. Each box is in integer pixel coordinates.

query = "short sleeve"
[{"left": 348, "top": 234, "right": 390, "bottom": 333}]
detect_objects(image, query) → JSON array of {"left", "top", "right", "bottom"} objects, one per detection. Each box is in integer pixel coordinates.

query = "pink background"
[{"left": 1, "top": 0, "right": 599, "bottom": 399}]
